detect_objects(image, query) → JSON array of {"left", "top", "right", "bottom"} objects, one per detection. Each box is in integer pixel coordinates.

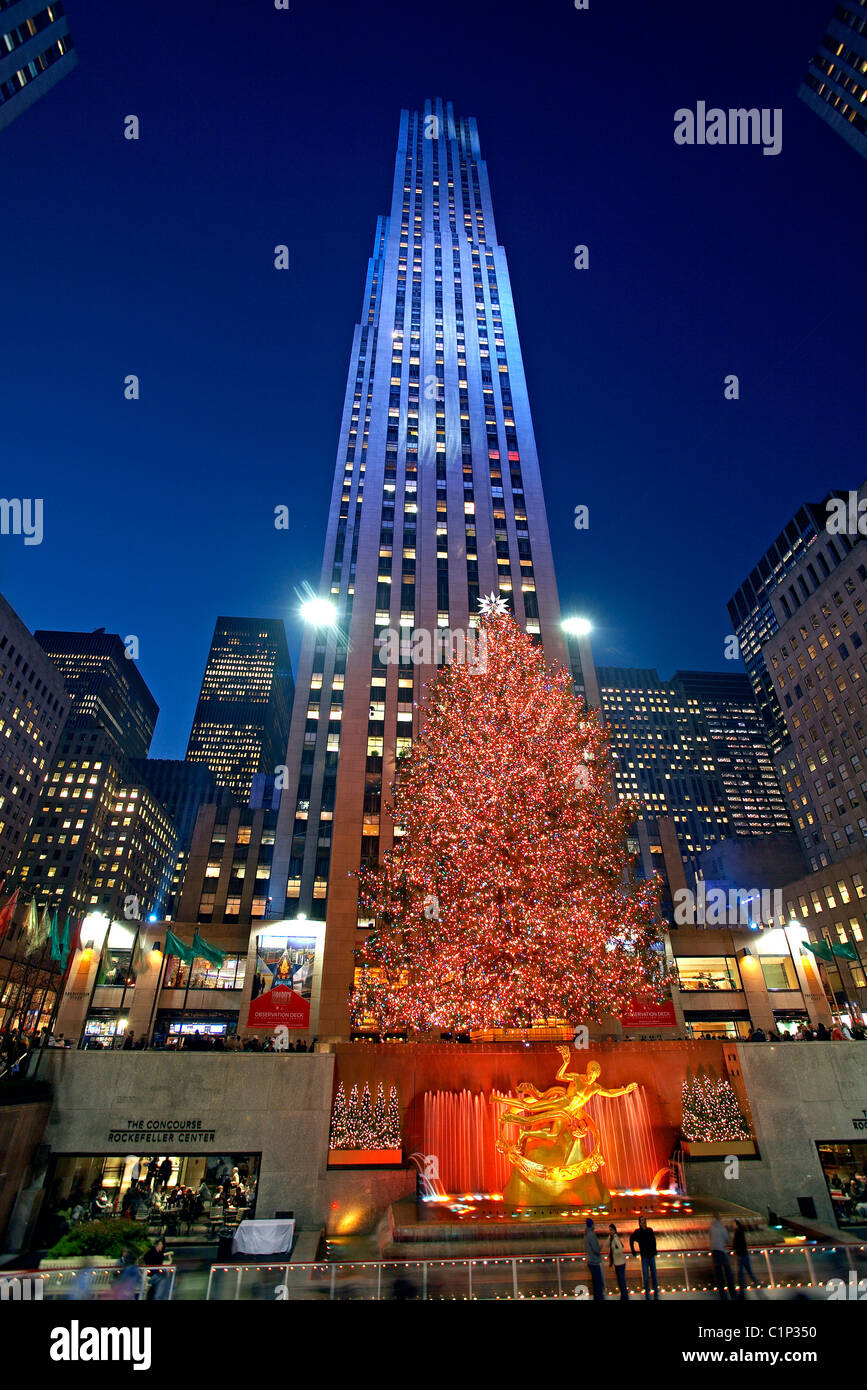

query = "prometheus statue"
[{"left": 496, "top": 1045, "right": 637, "bottom": 1205}]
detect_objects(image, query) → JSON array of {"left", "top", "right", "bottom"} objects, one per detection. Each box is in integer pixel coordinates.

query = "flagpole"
[{"left": 31, "top": 918, "right": 80, "bottom": 1079}]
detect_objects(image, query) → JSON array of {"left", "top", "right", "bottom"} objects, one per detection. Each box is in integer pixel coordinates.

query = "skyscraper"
[
  {"left": 597, "top": 667, "right": 792, "bottom": 875},
  {"left": 35, "top": 629, "right": 158, "bottom": 760},
  {"left": 762, "top": 485, "right": 867, "bottom": 870},
  {"left": 186, "top": 617, "right": 294, "bottom": 807},
  {"left": 0, "top": 594, "right": 68, "bottom": 877},
  {"left": 727, "top": 493, "right": 853, "bottom": 755},
  {"left": 14, "top": 631, "right": 175, "bottom": 921},
  {"left": 270, "top": 100, "right": 567, "bottom": 1038},
  {"left": 799, "top": 2, "right": 867, "bottom": 162},
  {"left": 0, "top": 2, "right": 77, "bottom": 134}
]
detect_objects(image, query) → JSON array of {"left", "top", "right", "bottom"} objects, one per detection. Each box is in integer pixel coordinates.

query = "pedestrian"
[
  {"left": 732, "top": 1220, "right": 759, "bottom": 1293},
  {"left": 583, "top": 1217, "right": 606, "bottom": 1300},
  {"left": 630, "top": 1216, "right": 659, "bottom": 1300},
  {"left": 111, "top": 1249, "right": 143, "bottom": 1301},
  {"left": 607, "top": 1223, "right": 629, "bottom": 1300},
  {"left": 158, "top": 1155, "right": 173, "bottom": 1192},
  {"left": 130, "top": 1158, "right": 142, "bottom": 1185},
  {"left": 709, "top": 1216, "right": 737, "bottom": 1299},
  {"left": 122, "top": 1029, "right": 135, "bottom": 1051},
  {"left": 145, "top": 1157, "right": 159, "bottom": 1190}
]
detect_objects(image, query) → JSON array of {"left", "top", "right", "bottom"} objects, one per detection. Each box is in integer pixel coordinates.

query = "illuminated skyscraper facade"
[
  {"left": 0, "top": 2, "right": 77, "bottom": 133},
  {"left": 186, "top": 617, "right": 294, "bottom": 807},
  {"left": 271, "top": 100, "right": 566, "bottom": 1037}
]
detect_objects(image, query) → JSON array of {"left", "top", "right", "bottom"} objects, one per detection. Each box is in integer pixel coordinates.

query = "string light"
[
  {"left": 681, "top": 1071, "right": 751, "bottom": 1143},
  {"left": 352, "top": 610, "right": 667, "bottom": 1030}
]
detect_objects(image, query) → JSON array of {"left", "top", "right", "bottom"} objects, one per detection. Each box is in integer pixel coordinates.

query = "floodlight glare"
[
  {"left": 562, "top": 616, "right": 592, "bottom": 637},
  {"left": 300, "top": 597, "right": 337, "bottom": 627}
]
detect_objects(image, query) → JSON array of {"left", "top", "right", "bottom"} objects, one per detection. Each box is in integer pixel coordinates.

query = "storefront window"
[
  {"left": 760, "top": 955, "right": 799, "bottom": 990},
  {"left": 37, "top": 1152, "right": 262, "bottom": 1249},
  {"left": 816, "top": 1142, "right": 867, "bottom": 1228},
  {"left": 164, "top": 953, "right": 246, "bottom": 990},
  {"left": 83, "top": 1014, "right": 128, "bottom": 1047},
  {"left": 676, "top": 957, "right": 742, "bottom": 991},
  {"left": 685, "top": 1019, "right": 750, "bottom": 1039},
  {"left": 95, "top": 921, "right": 139, "bottom": 988}
]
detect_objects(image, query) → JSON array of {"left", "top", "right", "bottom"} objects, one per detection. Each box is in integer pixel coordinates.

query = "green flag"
[
  {"left": 192, "top": 930, "right": 225, "bottom": 968},
  {"left": 49, "top": 910, "right": 63, "bottom": 963},
  {"left": 58, "top": 916, "right": 73, "bottom": 972},
  {"left": 831, "top": 940, "right": 859, "bottom": 962},
  {"left": 164, "top": 927, "right": 195, "bottom": 963},
  {"left": 803, "top": 939, "right": 834, "bottom": 963}
]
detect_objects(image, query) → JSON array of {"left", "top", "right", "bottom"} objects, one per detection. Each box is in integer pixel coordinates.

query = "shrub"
[{"left": 46, "top": 1218, "right": 150, "bottom": 1260}]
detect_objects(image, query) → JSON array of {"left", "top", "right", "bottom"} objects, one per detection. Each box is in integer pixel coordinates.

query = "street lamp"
[{"left": 562, "top": 616, "right": 592, "bottom": 637}]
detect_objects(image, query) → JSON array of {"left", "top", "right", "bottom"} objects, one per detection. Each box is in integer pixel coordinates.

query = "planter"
[
  {"left": 681, "top": 1140, "right": 756, "bottom": 1158},
  {"left": 39, "top": 1256, "right": 121, "bottom": 1269},
  {"left": 328, "top": 1148, "right": 403, "bottom": 1167}
]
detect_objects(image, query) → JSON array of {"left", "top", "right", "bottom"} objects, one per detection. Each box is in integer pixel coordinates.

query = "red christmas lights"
[{"left": 352, "top": 610, "right": 666, "bottom": 1031}]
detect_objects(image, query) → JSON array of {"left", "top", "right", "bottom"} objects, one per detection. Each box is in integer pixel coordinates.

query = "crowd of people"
[
  {"left": 746, "top": 1020, "right": 865, "bottom": 1040},
  {"left": 51, "top": 1156, "right": 258, "bottom": 1244},
  {"left": 581, "top": 1214, "right": 763, "bottom": 1300}
]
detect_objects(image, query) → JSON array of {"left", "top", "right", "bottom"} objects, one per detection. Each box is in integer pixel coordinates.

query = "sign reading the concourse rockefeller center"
[{"left": 106, "top": 1119, "right": 216, "bottom": 1145}]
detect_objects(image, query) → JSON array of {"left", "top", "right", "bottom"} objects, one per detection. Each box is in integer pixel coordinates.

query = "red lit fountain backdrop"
[{"left": 423, "top": 1086, "right": 664, "bottom": 1196}]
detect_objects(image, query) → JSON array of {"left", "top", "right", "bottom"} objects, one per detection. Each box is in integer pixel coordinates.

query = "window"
[
  {"left": 676, "top": 957, "right": 741, "bottom": 991},
  {"left": 759, "top": 955, "right": 798, "bottom": 990}
]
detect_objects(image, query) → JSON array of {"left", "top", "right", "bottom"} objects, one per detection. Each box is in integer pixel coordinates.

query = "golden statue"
[{"left": 496, "top": 1046, "right": 637, "bottom": 1206}]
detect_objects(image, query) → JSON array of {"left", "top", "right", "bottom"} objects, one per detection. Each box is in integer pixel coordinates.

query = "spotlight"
[
  {"left": 300, "top": 597, "right": 337, "bottom": 627},
  {"left": 562, "top": 616, "right": 592, "bottom": 637}
]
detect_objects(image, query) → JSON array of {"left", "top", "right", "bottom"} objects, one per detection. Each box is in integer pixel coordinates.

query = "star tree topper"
[{"left": 478, "top": 591, "right": 510, "bottom": 617}]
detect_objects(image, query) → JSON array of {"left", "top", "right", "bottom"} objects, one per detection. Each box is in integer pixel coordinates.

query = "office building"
[
  {"left": 726, "top": 493, "right": 855, "bottom": 755},
  {"left": 269, "top": 100, "right": 567, "bottom": 1036},
  {"left": 0, "top": 1, "right": 77, "bottom": 134},
  {"left": 0, "top": 594, "right": 68, "bottom": 877},
  {"left": 762, "top": 485, "right": 867, "bottom": 869},
  {"left": 186, "top": 617, "right": 294, "bottom": 807},
  {"left": 34, "top": 628, "right": 158, "bottom": 760},
  {"left": 14, "top": 629, "right": 175, "bottom": 921},
  {"left": 598, "top": 667, "right": 792, "bottom": 876},
  {"left": 799, "top": 1, "right": 867, "bottom": 161}
]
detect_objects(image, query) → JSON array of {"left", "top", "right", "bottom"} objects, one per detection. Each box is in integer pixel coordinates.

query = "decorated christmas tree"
[
  {"left": 681, "top": 1070, "right": 750, "bottom": 1143},
  {"left": 358, "top": 1082, "right": 374, "bottom": 1147},
  {"left": 329, "top": 1082, "right": 350, "bottom": 1150},
  {"left": 351, "top": 605, "right": 665, "bottom": 1030},
  {"left": 383, "top": 1084, "right": 401, "bottom": 1150},
  {"left": 344, "top": 1083, "right": 361, "bottom": 1148},
  {"left": 373, "top": 1082, "right": 387, "bottom": 1143}
]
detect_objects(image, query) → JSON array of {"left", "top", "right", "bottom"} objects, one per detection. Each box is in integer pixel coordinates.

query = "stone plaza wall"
[
  {"left": 684, "top": 1042, "right": 867, "bottom": 1225},
  {"left": 40, "top": 1051, "right": 335, "bottom": 1230}
]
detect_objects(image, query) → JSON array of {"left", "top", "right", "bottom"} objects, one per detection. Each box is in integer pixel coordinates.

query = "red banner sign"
[
  {"left": 620, "top": 995, "right": 678, "bottom": 1029},
  {"left": 246, "top": 986, "right": 310, "bottom": 1030}
]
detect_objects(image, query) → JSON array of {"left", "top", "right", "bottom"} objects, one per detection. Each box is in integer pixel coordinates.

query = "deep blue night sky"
[{"left": 4, "top": 0, "right": 865, "bottom": 758}]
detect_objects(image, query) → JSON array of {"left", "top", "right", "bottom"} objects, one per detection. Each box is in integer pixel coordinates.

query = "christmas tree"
[
  {"left": 329, "top": 1082, "right": 350, "bottom": 1150},
  {"left": 373, "top": 1082, "right": 387, "bottom": 1143},
  {"left": 383, "top": 1084, "right": 401, "bottom": 1150},
  {"left": 358, "top": 1082, "right": 374, "bottom": 1147},
  {"left": 344, "top": 1084, "right": 361, "bottom": 1148},
  {"left": 681, "top": 1070, "right": 750, "bottom": 1142},
  {"left": 352, "top": 606, "right": 664, "bottom": 1030}
]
